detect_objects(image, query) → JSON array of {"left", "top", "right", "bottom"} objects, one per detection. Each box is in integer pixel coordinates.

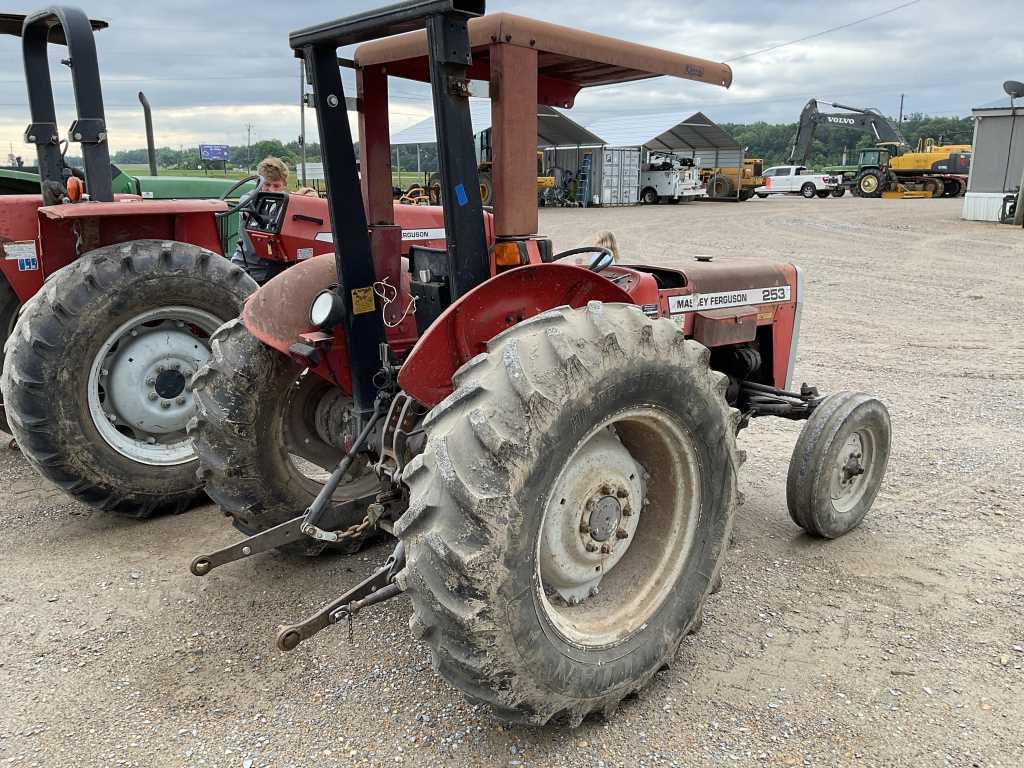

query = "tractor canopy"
[{"left": 352, "top": 11, "right": 732, "bottom": 240}]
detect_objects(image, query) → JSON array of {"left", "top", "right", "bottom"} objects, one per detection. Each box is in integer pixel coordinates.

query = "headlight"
[{"left": 309, "top": 289, "right": 345, "bottom": 329}]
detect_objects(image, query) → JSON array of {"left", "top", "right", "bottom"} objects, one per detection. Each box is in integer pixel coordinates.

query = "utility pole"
[
  {"left": 898, "top": 93, "right": 904, "bottom": 126},
  {"left": 246, "top": 123, "right": 254, "bottom": 170}
]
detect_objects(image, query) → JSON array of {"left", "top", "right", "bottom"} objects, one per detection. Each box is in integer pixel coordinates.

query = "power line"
[{"left": 725, "top": 0, "right": 925, "bottom": 62}]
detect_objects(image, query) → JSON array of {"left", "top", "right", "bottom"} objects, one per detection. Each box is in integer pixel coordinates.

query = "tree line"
[{"left": 109, "top": 113, "right": 973, "bottom": 172}]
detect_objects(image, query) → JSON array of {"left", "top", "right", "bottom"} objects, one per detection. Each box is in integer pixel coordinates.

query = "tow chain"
[{"left": 301, "top": 502, "right": 384, "bottom": 543}]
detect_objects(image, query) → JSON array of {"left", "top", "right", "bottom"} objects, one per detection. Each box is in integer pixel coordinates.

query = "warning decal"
[{"left": 351, "top": 287, "right": 376, "bottom": 315}]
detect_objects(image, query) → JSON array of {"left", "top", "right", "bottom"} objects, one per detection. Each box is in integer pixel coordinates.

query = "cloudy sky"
[{"left": 1, "top": 0, "right": 1021, "bottom": 158}]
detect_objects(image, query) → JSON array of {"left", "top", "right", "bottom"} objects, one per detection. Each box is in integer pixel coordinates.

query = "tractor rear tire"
[
  {"left": 0, "top": 278, "right": 21, "bottom": 434},
  {"left": 478, "top": 171, "right": 494, "bottom": 206},
  {"left": 709, "top": 174, "right": 734, "bottom": 198},
  {"left": 0, "top": 240, "right": 257, "bottom": 518},
  {"left": 855, "top": 170, "right": 885, "bottom": 198},
  {"left": 399, "top": 302, "right": 739, "bottom": 725},
  {"left": 189, "top": 319, "right": 377, "bottom": 554},
  {"left": 428, "top": 172, "right": 442, "bottom": 205},
  {"left": 786, "top": 392, "right": 891, "bottom": 539}
]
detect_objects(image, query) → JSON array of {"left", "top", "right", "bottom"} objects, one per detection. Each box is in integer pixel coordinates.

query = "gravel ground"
[{"left": 1, "top": 195, "right": 1021, "bottom": 768}]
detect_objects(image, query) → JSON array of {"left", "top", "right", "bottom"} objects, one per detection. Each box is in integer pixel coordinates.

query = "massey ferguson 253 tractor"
[
  {"left": 0, "top": 7, "right": 462, "bottom": 518},
  {"left": 187, "top": 1, "right": 892, "bottom": 725}
]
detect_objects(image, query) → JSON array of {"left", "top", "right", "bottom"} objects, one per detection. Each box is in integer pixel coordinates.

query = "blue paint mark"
[
  {"left": 455, "top": 183, "right": 468, "bottom": 206},
  {"left": 17, "top": 257, "right": 38, "bottom": 272}
]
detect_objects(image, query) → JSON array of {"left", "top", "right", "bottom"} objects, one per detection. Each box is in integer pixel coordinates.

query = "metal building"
[
  {"left": 580, "top": 111, "right": 746, "bottom": 203},
  {"left": 963, "top": 96, "right": 1024, "bottom": 222}
]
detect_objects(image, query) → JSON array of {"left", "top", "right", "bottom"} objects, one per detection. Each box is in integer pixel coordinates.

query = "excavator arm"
[{"left": 788, "top": 99, "right": 908, "bottom": 166}]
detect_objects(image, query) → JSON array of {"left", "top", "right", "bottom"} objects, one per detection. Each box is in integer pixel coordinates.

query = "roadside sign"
[
  {"left": 199, "top": 144, "right": 230, "bottom": 162},
  {"left": 305, "top": 162, "right": 325, "bottom": 181}
]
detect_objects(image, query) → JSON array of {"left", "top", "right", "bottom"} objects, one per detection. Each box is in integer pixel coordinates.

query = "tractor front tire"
[
  {"left": 399, "top": 302, "right": 739, "bottom": 725},
  {"left": 831, "top": 188, "right": 847, "bottom": 198},
  {"left": 1, "top": 240, "right": 257, "bottom": 517},
  {"left": 786, "top": 392, "right": 891, "bottom": 539},
  {"left": 189, "top": 319, "right": 377, "bottom": 554},
  {"left": 0, "top": 278, "right": 21, "bottom": 434}
]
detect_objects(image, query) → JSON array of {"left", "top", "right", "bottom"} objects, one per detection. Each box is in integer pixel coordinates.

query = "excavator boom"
[{"left": 788, "top": 98, "right": 908, "bottom": 166}]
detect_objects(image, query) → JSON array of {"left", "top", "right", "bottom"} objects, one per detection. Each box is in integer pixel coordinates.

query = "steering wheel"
[
  {"left": 551, "top": 246, "right": 616, "bottom": 273},
  {"left": 216, "top": 174, "right": 263, "bottom": 219}
]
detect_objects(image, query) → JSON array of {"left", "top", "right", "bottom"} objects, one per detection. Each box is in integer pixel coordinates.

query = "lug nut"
[
  {"left": 160, "top": 400, "right": 171, "bottom": 409},
  {"left": 579, "top": 523, "right": 591, "bottom": 534},
  {"left": 130, "top": 329, "right": 138, "bottom": 337},
  {"left": 148, "top": 392, "right": 158, "bottom": 401},
  {"left": 176, "top": 396, "right": 186, "bottom": 405},
  {"left": 622, "top": 504, "right": 633, "bottom": 517},
  {"left": 172, "top": 362, "right": 181, "bottom": 371},
  {"left": 589, "top": 586, "right": 600, "bottom": 598},
  {"left": 100, "top": 368, "right": 109, "bottom": 377},
  {"left": 616, "top": 528, "right": 629, "bottom": 540},
  {"left": 585, "top": 542, "right": 598, "bottom": 553},
  {"left": 156, "top": 365, "right": 165, "bottom": 373},
  {"left": 146, "top": 437, "right": 156, "bottom": 445},
  {"left": 600, "top": 483, "right": 613, "bottom": 495},
  {"left": 600, "top": 544, "right": 611, "bottom": 555},
  {"left": 106, "top": 413, "right": 116, "bottom": 423},
  {"left": 616, "top": 487, "right": 628, "bottom": 498}
]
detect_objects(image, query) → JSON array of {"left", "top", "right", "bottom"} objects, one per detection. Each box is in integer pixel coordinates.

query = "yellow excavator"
[{"left": 790, "top": 99, "right": 972, "bottom": 198}]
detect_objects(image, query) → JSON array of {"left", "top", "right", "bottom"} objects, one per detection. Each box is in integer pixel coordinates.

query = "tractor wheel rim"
[
  {"left": 829, "top": 428, "right": 878, "bottom": 513},
  {"left": 537, "top": 407, "right": 701, "bottom": 648},
  {"left": 861, "top": 176, "right": 878, "bottom": 193},
  {"left": 88, "top": 306, "right": 220, "bottom": 466}
]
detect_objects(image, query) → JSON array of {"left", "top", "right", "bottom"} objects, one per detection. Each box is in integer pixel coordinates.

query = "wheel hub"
[
  {"left": 538, "top": 429, "right": 646, "bottom": 605},
  {"left": 88, "top": 307, "right": 220, "bottom": 466},
  {"left": 154, "top": 368, "right": 187, "bottom": 400},
  {"left": 586, "top": 494, "right": 622, "bottom": 542},
  {"left": 830, "top": 432, "right": 872, "bottom": 511}
]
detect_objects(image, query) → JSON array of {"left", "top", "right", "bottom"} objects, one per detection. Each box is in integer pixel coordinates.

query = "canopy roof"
[
  {"left": 354, "top": 12, "right": 731, "bottom": 108},
  {"left": 0, "top": 12, "right": 107, "bottom": 41},
  {"left": 392, "top": 101, "right": 603, "bottom": 147},
  {"left": 582, "top": 111, "right": 741, "bottom": 152}
]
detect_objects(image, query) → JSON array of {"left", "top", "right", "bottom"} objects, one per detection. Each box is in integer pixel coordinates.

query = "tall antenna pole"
[
  {"left": 246, "top": 123, "right": 254, "bottom": 170},
  {"left": 898, "top": 93, "right": 904, "bottom": 126}
]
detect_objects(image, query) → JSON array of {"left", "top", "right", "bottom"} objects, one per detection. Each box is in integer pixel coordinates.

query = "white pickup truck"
[{"left": 755, "top": 165, "right": 845, "bottom": 199}]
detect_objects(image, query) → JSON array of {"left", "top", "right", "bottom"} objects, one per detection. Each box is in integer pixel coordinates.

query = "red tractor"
[
  {"left": 0, "top": 7, "right": 466, "bottom": 518},
  {"left": 188, "top": 1, "right": 891, "bottom": 725}
]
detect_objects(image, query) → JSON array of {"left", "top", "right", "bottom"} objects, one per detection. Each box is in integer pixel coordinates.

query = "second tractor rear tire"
[
  {"left": 399, "top": 302, "right": 739, "bottom": 725},
  {"left": 189, "top": 319, "right": 376, "bottom": 554},
  {"left": 0, "top": 278, "right": 21, "bottom": 434},
  {"left": 855, "top": 169, "right": 885, "bottom": 198},
  {"left": 1, "top": 240, "right": 257, "bottom": 517}
]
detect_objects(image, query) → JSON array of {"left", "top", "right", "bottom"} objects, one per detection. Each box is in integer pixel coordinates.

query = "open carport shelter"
[
  {"left": 962, "top": 95, "right": 1024, "bottom": 222},
  {"left": 390, "top": 99, "right": 604, "bottom": 192},
  {"left": 580, "top": 110, "right": 746, "bottom": 202}
]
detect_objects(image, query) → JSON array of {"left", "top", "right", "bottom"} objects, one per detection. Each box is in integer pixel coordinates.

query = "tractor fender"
[
  {"left": 240, "top": 252, "right": 418, "bottom": 390},
  {"left": 398, "top": 263, "right": 632, "bottom": 407}
]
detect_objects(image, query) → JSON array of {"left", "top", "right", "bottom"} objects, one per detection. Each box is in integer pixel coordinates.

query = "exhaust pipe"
[{"left": 138, "top": 91, "right": 157, "bottom": 176}]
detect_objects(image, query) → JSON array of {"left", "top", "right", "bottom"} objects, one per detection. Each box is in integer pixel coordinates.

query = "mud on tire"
[
  {"left": 0, "top": 240, "right": 256, "bottom": 517},
  {"left": 189, "top": 319, "right": 374, "bottom": 554},
  {"left": 398, "top": 302, "right": 740, "bottom": 725}
]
